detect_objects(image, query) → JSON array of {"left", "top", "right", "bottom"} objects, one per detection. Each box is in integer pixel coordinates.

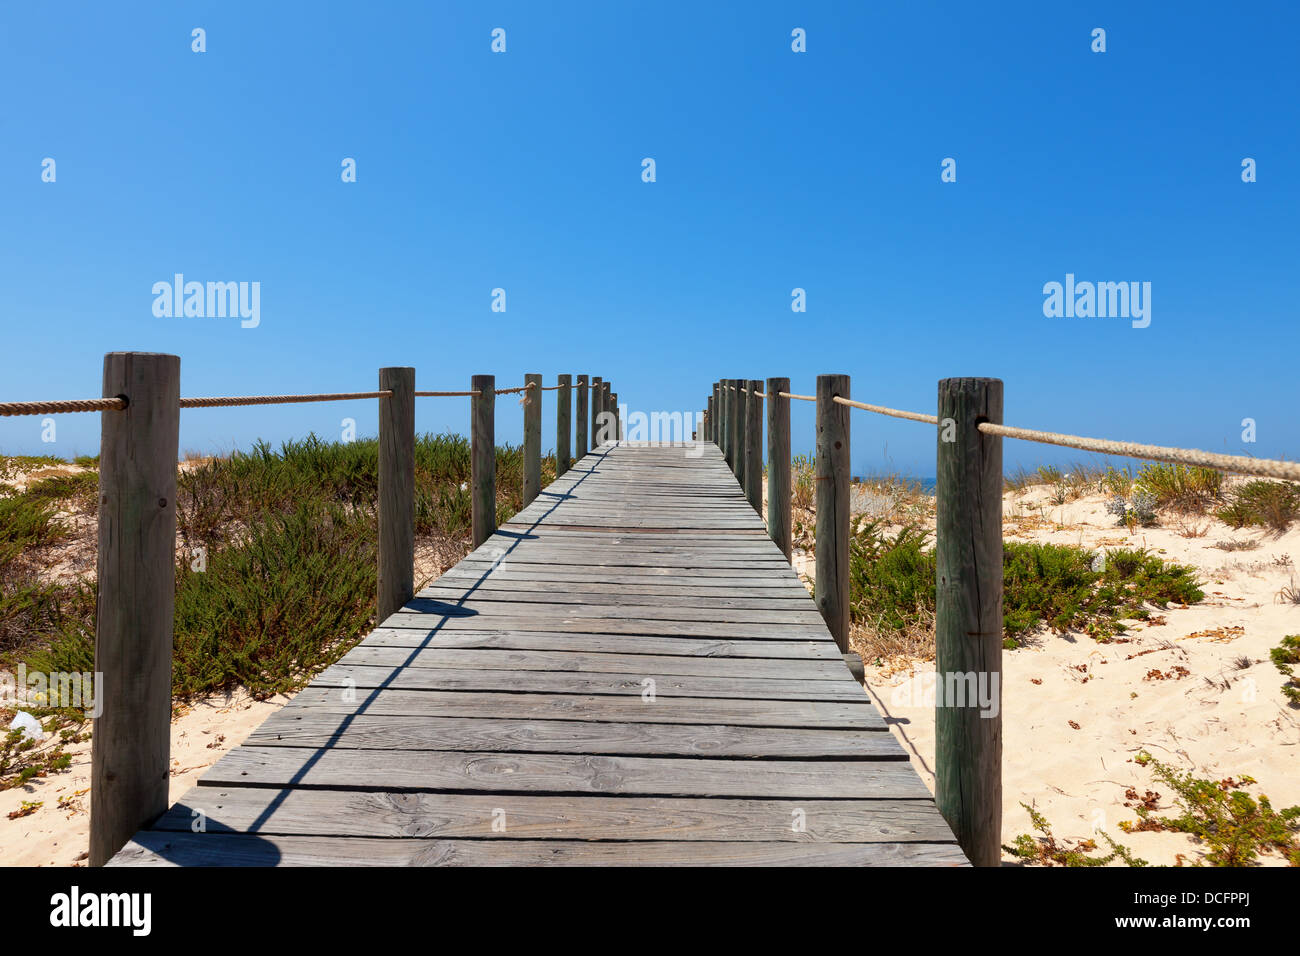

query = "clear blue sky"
[{"left": 2, "top": 2, "right": 1296, "bottom": 477}]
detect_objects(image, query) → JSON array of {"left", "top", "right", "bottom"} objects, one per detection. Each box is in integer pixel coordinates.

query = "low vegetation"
[
  {"left": 847, "top": 518, "right": 1203, "bottom": 659},
  {"left": 2, "top": 434, "right": 546, "bottom": 704},
  {"left": 1134, "top": 463, "right": 1223, "bottom": 513},
  {"left": 1007, "top": 755, "right": 1299, "bottom": 866},
  {"left": 1217, "top": 480, "right": 1300, "bottom": 534},
  {"left": 1271, "top": 635, "right": 1300, "bottom": 706}
]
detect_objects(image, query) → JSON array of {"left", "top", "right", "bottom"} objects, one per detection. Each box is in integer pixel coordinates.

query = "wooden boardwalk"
[{"left": 111, "top": 442, "right": 966, "bottom": 866}]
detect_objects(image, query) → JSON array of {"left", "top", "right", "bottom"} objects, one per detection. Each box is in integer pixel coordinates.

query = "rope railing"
[
  {"left": 0, "top": 397, "right": 128, "bottom": 417},
  {"left": 702, "top": 369, "right": 1297, "bottom": 869},
  {"left": 2, "top": 382, "right": 608, "bottom": 414}
]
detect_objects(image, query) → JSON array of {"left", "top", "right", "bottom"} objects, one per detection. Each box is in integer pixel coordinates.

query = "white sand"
[
  {"left": 1, "top": 690, "right": 290, "bottom": 866},
  {"left": 859, "top": 484, "right": 1300, "bottom": 865}
]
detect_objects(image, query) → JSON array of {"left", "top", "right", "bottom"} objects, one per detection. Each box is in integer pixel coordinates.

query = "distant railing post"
[
  {"left": 720, "top": 382, "right": 731, "bottom": 467},
  {"left": 744, "top": 379, "right": 763, "bottom": 513},
  {"left": 767, "top": 376, "right": 791, "bottom": 559},
  {"left": 728, "top": 380, "right": 743, "bottom": 478},
  {"left": 611, "top": 391, "right": 620, "bottom": 442},
  {"left": 377, "top": 366, "right": 415, "bottom": 622},
  {"left": 591, "top": 376, "right": 603, "bottom": 446},
  {"left": 815, "top": 373, "right": 850, "bottom": 653},
  {"left": 471, "top": 374, "right": 496, "bottom": 547},
  {"left": 90, "top": 351, "right": 180, "bottom": 867},
  {"left": 556, "top": 374, "right": 572, "bottom": 476},
  {"left": 935, "top": 376, "right": 1004, "bottom": 868},
  {"left": 523, "top": 373, "right": 542, "bottom": 506},
  {"left": 575, "top": 375, "right": 589, "bottom": 462}
]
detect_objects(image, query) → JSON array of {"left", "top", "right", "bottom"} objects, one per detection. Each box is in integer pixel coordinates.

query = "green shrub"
[
  {"left": 1135, "top": 463, "right": 1223, "bottom": 513},
  {"left": 1271, "top": 635, "right": 1300, "bottom": 706},
  {"left": 847, "top": 524, "right": 1203, "bottom": 651},
  {"left": 1123, "top": 753, "right": 1300, "bottom": 866},
  {"left": 1216, "top": 480, "right": 1300, "bottom": 533}
]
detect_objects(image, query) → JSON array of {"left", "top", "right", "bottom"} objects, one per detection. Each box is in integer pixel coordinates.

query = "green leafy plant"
[
  {"left": 1003, "top": 802, "right": 1148, "bottom": 867},
  {"left": 1121, "top": 754, "right": 1300, "bottom": 866},
  {"left": 1135, "top": 463, "right": 1223, "bottom": 514},
  {"left": 1271, "top": 635, "right": 1300, "bottom": 706}
]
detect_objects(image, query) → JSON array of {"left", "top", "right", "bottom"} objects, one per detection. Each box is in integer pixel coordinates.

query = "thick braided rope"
[
  {"left": 978, "top": 423, "right": 1300, "bottom": 481},
  {"left": 0, "top": 398, "right": 127, "bottom": 417},
  {"left": 179, "top": 391, "right": 391, "bottom": 408},
  {"left": 834, "top": 395, "right": 939, "bottom": 425},
  {"left": 415, "top": 390, "right": 479, "bottom": 397},
  {"left": 779, "top": 391, "right": 815, "bottom": 402}
]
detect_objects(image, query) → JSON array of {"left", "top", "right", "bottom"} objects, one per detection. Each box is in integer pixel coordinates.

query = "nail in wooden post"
[
  {"left": 935, "top": 376, "right": 1004, "bottom": 867},
  {"left": 471, "top": 374, "right": 496, "bottom": 547},
  {"left": 377, "top": 366, "right": 415, "bottom": 622},
  {"left": 744, "top": 379, "right": 763, "bottom": 513},
  {"left": 767, "top": 376, "right": 791, "bottom": 559},
  {"left": 556, "top": 374, "right": 572, "bottom": 476},
  {"left": 90, "top": 352, "right": 180, "bottom": 867},
  {"left": 575, "top": 376, "right": 589, "bottom": 461},
  {"left": 523, "top": 373, "right": 542, "bottom": 506},
  {"left": 815, "top": 374, "right": 850, "bottom": 653}
]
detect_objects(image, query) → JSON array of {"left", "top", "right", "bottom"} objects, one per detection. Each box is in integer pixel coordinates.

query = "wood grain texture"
[
  {"left": 91, "top": 352, "right": 180, "bottom": 867},
  {"left": 377, "top": 367, "right": 415, "bottom": 622},
  {"left": 935, "top": 376, "right": 1004, "bottom": 867},
  {"left": 471, "top": 374, "right": 496, "bottom": 547},
  {"left": 815, "top": 374, "right": 850, "bottom": 653}
]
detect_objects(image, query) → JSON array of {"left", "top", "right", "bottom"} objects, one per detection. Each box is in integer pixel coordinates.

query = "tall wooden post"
[
  {"left": 767, "top": 376, "right": 791, "bottom": 559},
  {"left": 471, "top": 374, "right": 496, "bottom": 547},
  {"left": 744, "top": 379, "right": 763, "bottom": 513},
  {"left": 556, "top": 374, "right": 572, "bottom": 476},
  {"left": 90, "top": 352, "right": 180, "bottom": 867},
  {"left": 575, "top": 376, "right": 589, "bottom": 462},
  {"left": 591, "top": 376, "right": 603, "bottom": 446},
  {"left": 611, "top": 391, "right": 620, "bottom": 442},
  {"left": 377, "top": 366, "right": 415, "bottom": 622},
  {"left": 935, "top": 377, "right": 1004, "bottom": 867},
  {"left": 523, "top": 373, "right": 542, "bottom": 506},
  {"left": 815, "top": 374, "right": 850, "bottom": 652}
]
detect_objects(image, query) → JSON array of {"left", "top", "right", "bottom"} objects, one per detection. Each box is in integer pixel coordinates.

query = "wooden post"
[
  {"left": 575, "top": 376, "right": 589, "bottom": 462},
  {"left": 556, "top": 374, "right": 572, "bottom": 476},
  {"left": 744, "top": 379, "right": 763, "bottom": 513},
  {"left": 767, "top": 376, "right": 791, "bottom": 559},
  {"left": 377, "top": 366, "right": 415, "bottom": 622},
  {"left": 736, "top": 380, "right": 748, "bottom": 488},
  {"left": 935, "top": 377, "right": 1004, "bottom": 867},
  {"left": 717, "top": 382, "right": 728, "bottom": 465},
  {"left": 90, "top": 352, "right": 180, "bottom": 867},
  {"left": 471, "top": 374, "right": 496, "bottom": 547},
  {"left": 728, "top": 377, "right": 738, "bottom": 476},
  {"left": 523, "top": 373, "right": 542, "bottom": 506},
  {"left": 591, "top": 376, "right": 603, "bottom": 446},
  {"left": 815, "top": 374, "right": 850, "bottom": 653},
  {"left": 713, "top": 382, "right": 721, "bottom": 446}
]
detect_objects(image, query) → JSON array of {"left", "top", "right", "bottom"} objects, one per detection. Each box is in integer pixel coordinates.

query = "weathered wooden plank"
[
  {"left": 244, "top": 712, "right": 902, "bottom": 757},
  {"left": 111, "top": 832, "right": 968, "bottom": 866},
  {"left": 359, "top": 628, "right": 843, "bottom": 660},
  {"left": 198, "top": 747, "right": 935, "bottom": 798},
  {"left": 270, "top": 688, "right": 884, "bottom": 729},
  {"left": 151, "top": 789, "right": 954, "bottom": 842},
  {"left": 337, "top": 646, "right": 851, "bottom": 681},
  {"left": 310, "top": 663, "right": 866, "bottom": 700}
]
